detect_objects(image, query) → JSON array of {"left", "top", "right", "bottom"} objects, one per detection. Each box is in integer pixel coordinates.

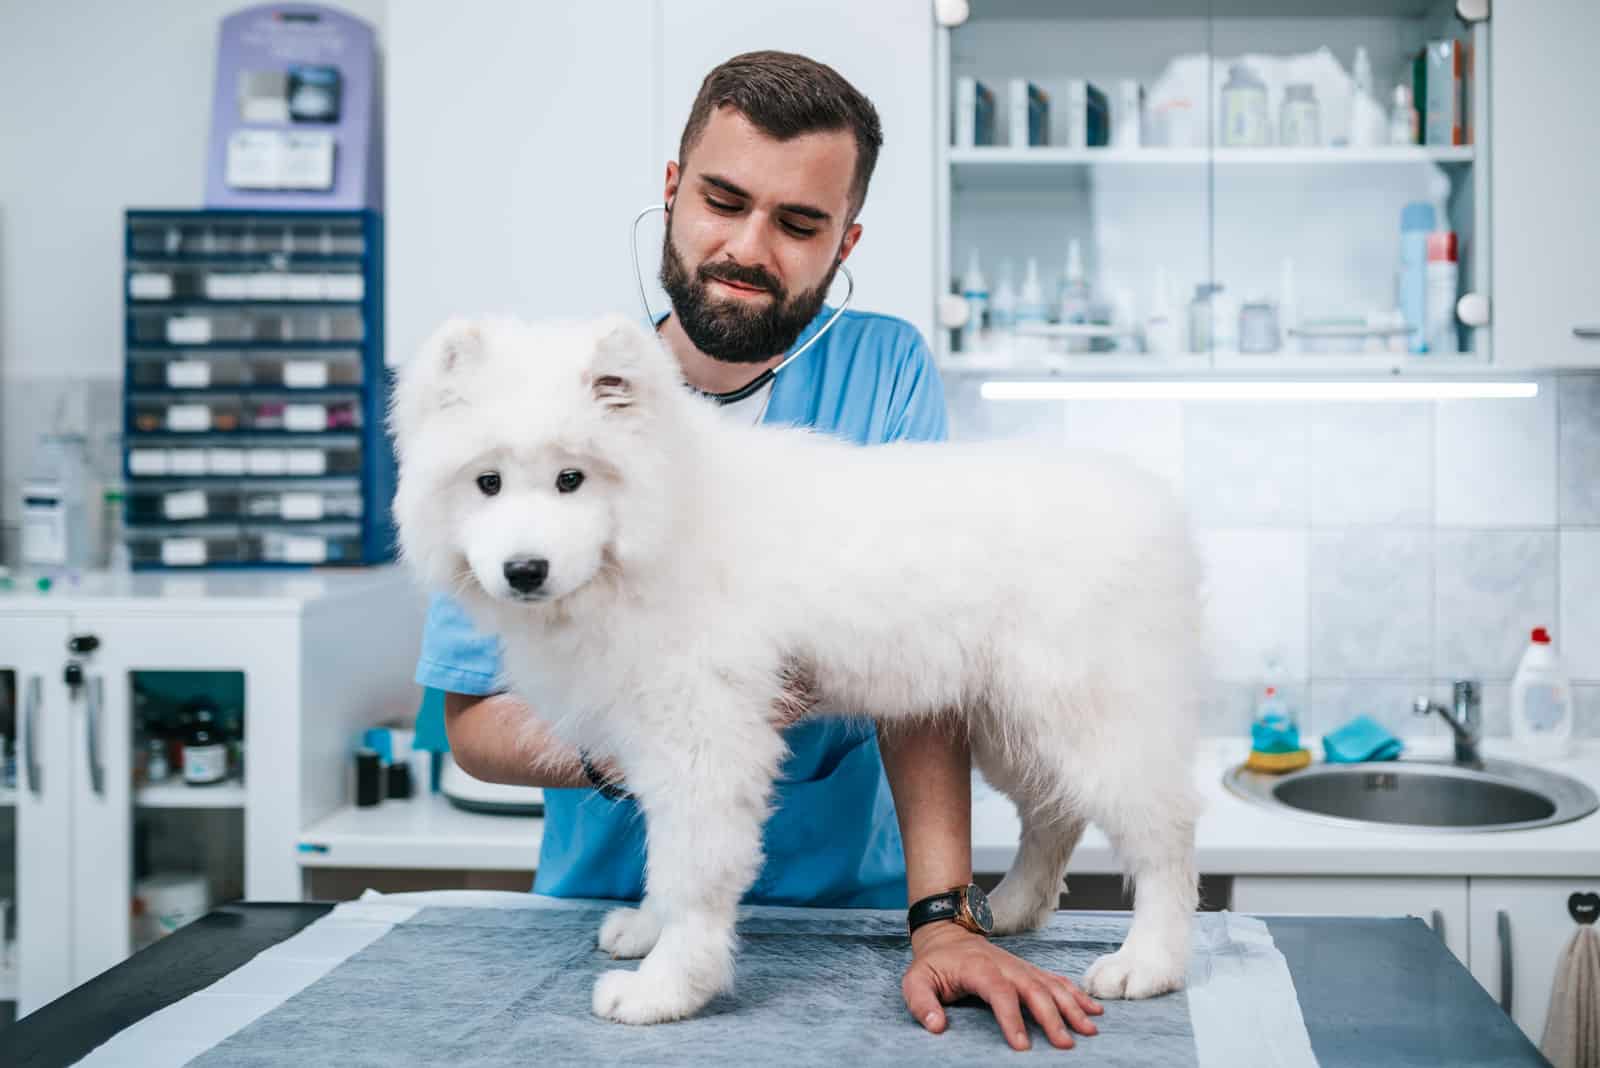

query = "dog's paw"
[
  {"left": 591, "top": 968, "right": 703, "bottom": 1025},
  {"left": 1083, "top": 943, "right": 1187, "bottom": 1000},
  {"left": 986, "top": 877, "right": 1056, "bottom": 936},
  {"left": 598, "top": 907, "right": 663, "bottom": 959}
]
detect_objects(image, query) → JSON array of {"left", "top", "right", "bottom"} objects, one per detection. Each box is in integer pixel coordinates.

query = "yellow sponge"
[{"left": 1245, "top": 748, "right": 1312, "bottom": 774}]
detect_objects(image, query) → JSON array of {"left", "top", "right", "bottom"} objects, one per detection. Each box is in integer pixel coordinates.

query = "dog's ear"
[
  {"left": 588, "top": 313, "right": 655, "bottom": 411},
  {"left": 424, "top": 318, "right": 486, "bottom": 376}
]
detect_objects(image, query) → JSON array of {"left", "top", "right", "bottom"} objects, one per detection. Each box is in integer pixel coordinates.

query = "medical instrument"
[{"left": 630, "top": 203, "right": 854, "bottom": 405}]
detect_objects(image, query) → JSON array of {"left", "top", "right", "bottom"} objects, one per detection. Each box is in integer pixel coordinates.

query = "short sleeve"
[
  {"left": 414, "top": 592, "right": 504, "bottom": 695},
  {"left": 881, "top": 331, "right": 949, "bottom": 445}
]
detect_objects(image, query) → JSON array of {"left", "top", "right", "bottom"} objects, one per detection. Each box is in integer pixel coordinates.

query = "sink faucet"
[{"left": 1414, "top": 681, "right": 1482, "bottom": 768}]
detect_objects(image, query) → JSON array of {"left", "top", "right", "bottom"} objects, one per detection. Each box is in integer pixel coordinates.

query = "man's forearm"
[
  {"left": 443, "top": 691, "right": 594, "bottom": 789},
  {"left": 877, "top": 718, "right": 973, "bottom": 903}
]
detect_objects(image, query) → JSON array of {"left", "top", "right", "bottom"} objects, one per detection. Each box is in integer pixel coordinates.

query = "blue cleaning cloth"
[
  {"left": 1322, "top": 714, "right": 1404, "bottom": 763},
  {"left": 1251, "top": 712, "right": 1301, "bottom": 754}
]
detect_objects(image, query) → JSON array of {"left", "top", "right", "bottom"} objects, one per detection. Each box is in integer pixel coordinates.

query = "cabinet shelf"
[
  {"left": 135, "top": 780, "right": 246, "bottom": 809},
  {"left": 938, "top": 352, "right": 1501, "bottom": 379},
  {"left": 951, "top": 146, "right": 1473, "bottom": 190}
]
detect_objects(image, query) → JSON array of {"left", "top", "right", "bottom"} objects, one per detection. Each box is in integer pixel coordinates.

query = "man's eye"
[
  {"left": 782, "top": 221, "right": 817, "bottom": 238},
  {"left": 706, "top": 197, "right": 740, "bottom": 214},
  {"left": 476, "top": 472, "right": 501, "bottom": 496},
  {"left": 556, "top": 469, "right": 585, "bottom": 493}
]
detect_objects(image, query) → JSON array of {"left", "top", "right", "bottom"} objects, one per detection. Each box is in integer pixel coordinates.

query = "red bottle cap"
[
  {"left": 1531, "top": 627, "right": 1551, "bottom": 644},
  {"left": 1427, "top": 231, "right": 1458, "bottom": 262}
]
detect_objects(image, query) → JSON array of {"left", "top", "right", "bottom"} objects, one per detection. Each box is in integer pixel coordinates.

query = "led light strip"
[{"left": 978, "top": 380, "right": 1540, "bottom": 402}]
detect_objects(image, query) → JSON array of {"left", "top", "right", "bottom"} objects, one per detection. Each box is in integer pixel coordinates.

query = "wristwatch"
[
  {"left": 908, "top": 882, "right": 994, "bottom": 937},
  {"left": 581, "top": 756, "right": 631, "bottom": 802}
]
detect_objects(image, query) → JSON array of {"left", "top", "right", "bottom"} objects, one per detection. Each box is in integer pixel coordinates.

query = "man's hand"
[{"left": 903, "top": 923, "right": 1103, "bottom": 1052}]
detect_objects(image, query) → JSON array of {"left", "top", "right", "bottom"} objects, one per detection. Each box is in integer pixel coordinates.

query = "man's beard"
[{"left": 659, "top": 218, "right": 839, "bottom": 365}]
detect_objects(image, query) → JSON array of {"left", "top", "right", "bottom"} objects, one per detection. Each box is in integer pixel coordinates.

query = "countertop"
[
  {"left": 299, "top": 737, "right": 1600, "bottom": 878},
  {"left": 2, "top": 903, "right": 1545, "bottom": 1067},
  {"left": 0, "top": 565, "right": 415, "bottom": 616}
]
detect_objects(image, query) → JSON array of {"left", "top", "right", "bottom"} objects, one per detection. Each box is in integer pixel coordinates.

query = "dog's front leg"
[{"left": 591, "top": 705, "right": 783, "bottom": 1025}]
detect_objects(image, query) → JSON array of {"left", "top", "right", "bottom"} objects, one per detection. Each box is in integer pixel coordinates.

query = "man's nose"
[
  {"left": 503, "top": 556, "right": 549, "bottom": 595},
  {"left": 720, "top": 213, "right": 775, "bottom": 273}
]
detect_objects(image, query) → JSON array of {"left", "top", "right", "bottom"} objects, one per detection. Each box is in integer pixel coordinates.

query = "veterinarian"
[{"left": 415, "top": 50, "right": 1101, "bottom": 1053}]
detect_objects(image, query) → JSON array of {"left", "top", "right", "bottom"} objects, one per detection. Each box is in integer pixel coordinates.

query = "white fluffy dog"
[{"left": 391, "top": 314, "right": 1207, "bottom": 1026}]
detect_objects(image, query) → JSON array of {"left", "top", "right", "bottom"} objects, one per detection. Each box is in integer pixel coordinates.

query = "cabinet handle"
[
  {"left": 1497, "top": 909, "right": 1513, "bottom": 1015},
  {"left": 1430, "top": 909, "right": 1445, "bottom": 944},
  {"left": 24, "top": 675, "right": 42, "bottom": 795},
  {"left": 86, "top": 676, "right": 105, "bottom": 798},
  {"left": 1574, "top": 326, "right": 1600, "bottom": 340}
]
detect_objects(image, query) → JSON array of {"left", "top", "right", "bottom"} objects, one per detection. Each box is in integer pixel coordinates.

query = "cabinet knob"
[
  {"left": 67, "top": 633, "right": 100, "bottom": 654},
  {"left": 1456, "top": 293, "right": 1490, "bottom": 328},
  {"left": 938, "top": 293, "right": 971, "bottom": 330}
]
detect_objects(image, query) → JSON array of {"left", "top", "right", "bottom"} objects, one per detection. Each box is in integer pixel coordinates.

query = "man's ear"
[{"left": 589, "top": 314, "right": 657, "bottom": 411}]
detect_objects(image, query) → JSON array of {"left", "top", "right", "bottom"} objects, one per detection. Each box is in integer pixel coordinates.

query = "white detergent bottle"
[
  {"left": 959, "top": 249, "right": 989, "bottom": 352},
  {"left": 1511, "top": 627, "right": 1573, "bottom": 758}
]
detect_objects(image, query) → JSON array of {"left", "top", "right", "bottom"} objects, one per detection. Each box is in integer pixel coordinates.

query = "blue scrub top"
[{"left": 414, "top": 305, "right": 949, "bottom": 907}]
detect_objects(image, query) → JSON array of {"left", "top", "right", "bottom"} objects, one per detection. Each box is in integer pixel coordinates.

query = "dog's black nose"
[{"left": 503, "top": 557, "right": 549, "bottom": 595}]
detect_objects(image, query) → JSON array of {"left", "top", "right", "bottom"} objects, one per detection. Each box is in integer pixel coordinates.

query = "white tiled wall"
[{"left": 946, "top": 371, "right": 1600, "bottom": 739}]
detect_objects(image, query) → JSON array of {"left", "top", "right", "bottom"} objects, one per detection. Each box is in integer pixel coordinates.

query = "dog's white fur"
[{"left": 391, "top": 314, "right": 1207, "bottom": 1026}]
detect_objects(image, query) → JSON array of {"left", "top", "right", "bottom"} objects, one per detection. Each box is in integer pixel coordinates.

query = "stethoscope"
[{"left": 630, "top": 203, "right": 854, "bottom": 405}]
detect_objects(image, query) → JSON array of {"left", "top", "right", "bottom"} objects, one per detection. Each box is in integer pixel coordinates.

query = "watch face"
[{"left": 966, "top": 883, "right": 994, "bottom": 933}]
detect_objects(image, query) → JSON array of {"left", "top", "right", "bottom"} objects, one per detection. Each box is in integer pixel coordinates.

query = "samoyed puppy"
[{"left": 391, "top": 314, "right": 1207, "bottom": 1026}]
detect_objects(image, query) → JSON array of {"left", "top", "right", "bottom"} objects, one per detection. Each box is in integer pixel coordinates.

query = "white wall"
[
  {"left": 386, "top": 0, "right": 936, "bottom": 367},
  {"left": 0, "top": 0, "right": 388, "bottom": 382},
  {"left": 0, "top": 0, "right": 387, "bottom": 541}
]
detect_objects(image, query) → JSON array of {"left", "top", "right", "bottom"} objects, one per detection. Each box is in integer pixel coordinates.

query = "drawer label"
[
  {"left": 161, "top": 538, "right": 208, "bottom": 567},
  {"left": 162, "top": 490, "right": 208, "bottom": 521},
  {"left": 284, "top": 535, "right": 328, "bottom": 564},
  {"left": 166, "top": 360, "right": 212, "bottom": 389},
  {"left": 283, "top": 360, "right": 330, "bottom": 389},
  {"left": 167, "top": 404, "right": 211, "bottom": 432},
  {"left": 284, "top": 403, "right": 329, "bottom": 432}
]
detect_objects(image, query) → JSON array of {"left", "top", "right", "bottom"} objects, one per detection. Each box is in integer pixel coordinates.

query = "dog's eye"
[
  {"left": 556, "top": 469, "right": 585, "bottom": 494},
  {"left": 476, "top": 472, "right": 501, "bottom": 496}
]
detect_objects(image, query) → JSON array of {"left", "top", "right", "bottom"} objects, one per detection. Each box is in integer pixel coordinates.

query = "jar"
[
  {"left": 1279, "top": 83, "right": 1321, "bottom": 148},
  {"left": 1239, "top": 300, "right": 1282, "bottom": 354},
  {"left": 181, "top": 702, "right": 229, "bottom": 786},
  {"left": 1220, "top": 64, "right": 1269, "bottom": 147}
]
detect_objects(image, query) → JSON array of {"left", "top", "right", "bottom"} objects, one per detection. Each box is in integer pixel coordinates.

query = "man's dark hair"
[{"left": 678, "top": 50, "right": 883, "bottom": 219}]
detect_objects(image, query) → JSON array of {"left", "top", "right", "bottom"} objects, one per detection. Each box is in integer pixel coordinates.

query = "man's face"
[{"left": 660, "top": 107, "right": 863, "bottom": 364}]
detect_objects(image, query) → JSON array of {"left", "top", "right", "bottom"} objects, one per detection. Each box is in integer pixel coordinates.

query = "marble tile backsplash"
[{"left": 944, "top": 372, "right": 1600, "bottom": 739}]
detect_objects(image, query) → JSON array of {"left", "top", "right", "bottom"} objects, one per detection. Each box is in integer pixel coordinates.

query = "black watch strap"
[
  {"left": 907, "top": 889, "right": 963, "bottom": 933},
  {"left": 581, "top": 756, "right": 631, "bottom": 801}
]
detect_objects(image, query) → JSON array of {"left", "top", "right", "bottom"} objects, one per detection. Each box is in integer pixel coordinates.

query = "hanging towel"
[{"left": 1541, "top": 925, "right": 1600, "bottom": 1068}]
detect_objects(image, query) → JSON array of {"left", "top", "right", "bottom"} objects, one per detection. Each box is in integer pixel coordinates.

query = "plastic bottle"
[
  {"left": 1511, "top": 627, "right": 1573, "bottom": 758},
  {"left": 959, "top": 249, "right": 989, "bottom": 352},
  {"left": 1016, "top": 258, "right": 1048, "bottom": 326},
  {"left": 1349, "top": 46, "right": 1386, "bottom": 147},
  {"left": 1426, "top": 229, "right": 1459, "bottom": 355},
  {"left": 1143, "top": 268, "right": 1178, "bottom": 354},
  {"left": 1399, "top": 202, "right": 1435, "bottom": 353},
  {"left": 1279, "top": 257, "right": 1301, "bottom": 354},
  {"left": 1389, "top": 84, "right": 1419, "bottom": 146},
  {"left": 990, "top": 261, "right": 1018, "bottom": 336},
  {"left": 1187, "top": 283, "right": 1217, "bottom": 354},
  {"left": 1212, "top": 285, "right": 1240, "bottom": 354},
  {"left": 1057, "top": 239, "right": 1092, "bottom": 353}
]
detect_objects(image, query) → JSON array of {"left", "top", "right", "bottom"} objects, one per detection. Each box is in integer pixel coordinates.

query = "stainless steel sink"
[{"left": 1224, "top": 758, "right": 1599, "bottom": 833}]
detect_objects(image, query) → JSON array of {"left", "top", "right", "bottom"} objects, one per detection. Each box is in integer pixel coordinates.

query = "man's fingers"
[
  {"left": 1048, "top": 977, "right": 1100, "bottom": 1035},
  {"left": 973, "top": 973, "right": 1031, "bottom": 1051},
  {"left": 901, "top": 968, "right": 947, "bottom": 1033},
  {"left": 1020, "top": 982, "right": 1076, "bottom": 1049}
]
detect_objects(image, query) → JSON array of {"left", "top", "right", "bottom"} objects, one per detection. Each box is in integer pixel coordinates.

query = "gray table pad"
[{"left": 189, "top": 906, "right": 1234, "bottom": 1066}]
